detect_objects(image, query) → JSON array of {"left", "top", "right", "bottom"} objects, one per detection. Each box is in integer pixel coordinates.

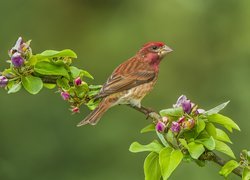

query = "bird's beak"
[{"left": 159, "top": 45, "right": 173, "bottom": 58}]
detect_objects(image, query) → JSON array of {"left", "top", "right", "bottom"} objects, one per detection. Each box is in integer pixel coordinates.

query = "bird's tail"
[{"left": 77, "top": 99, "right": 111, "bottom": 126}]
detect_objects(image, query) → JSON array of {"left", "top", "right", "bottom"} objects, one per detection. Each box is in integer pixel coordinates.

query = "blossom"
[
  {"left": 61, "top": 91, "right": 70, "bottom": 100},
  {"left": 74, "top": 77, "right": 82, "bottom": 86},
  {"left": 177, "top": 116, "right": 186, "bottom": 124},
  {"left": 183, "top": 119, "right": 195, "bottom": 130},
  {"left": 9, "top": 37, "right": 31, "bottom": 57},
  {"left": 196, "top": 109, "right": 205, "bottom": 115},
  {"left": 11, "top": 52, "right": 24, "bottom": 67},
  {"left": 0, "top": 76, "right": 8, "bottom": 87},
  {"left": 71, "top": 106, "right": 80, "bottom": 113},
  {"left": 174, "top": 95, "right": 192, "bottom": 114},
  {"left": 156, "top": 121, "right": 166, "bottom": 132},
  {"left": 170, "top": 122, "right": 181, "bottom": 133},
  {"left": 162, "top": 116, "right": 169, "bottom": 123}
]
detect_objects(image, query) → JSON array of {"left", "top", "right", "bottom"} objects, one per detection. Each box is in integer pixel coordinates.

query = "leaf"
[
  {"left": 219, "top": 160, "right": 239, "bottom": 178},
  {"left": 243, "top": 167, "right": 250, "bottom": 180},
  {"left": 89, "top": 84, "right": 102, "bottom": 89},
  {"left": 205, "top": 101, "right": 230, "bottom": 115},
  {"left": 140, "top": 123, "right": 155, "bottom": 133},
  {"left": 21, "top": 76, "right": 43, "bottom": 94},
  {"left": 215, "top": 128, "right": 232, "bottom": 144},
  {"left": 80, "top": 70, "right": 94, "bottom": 79},
  {"left": 27, "top": 55, "right": 37, "bottom": 66},
  {"left": 215, "top": 140, "right": 235, "bottom": 159},
  {"left": 207, "top": 114, "right": 240, "bottom": 131},
  {"left": 34, "top": 61, "right": 70, "bottom": 79},
  {"left": 144, "top": 152, "right": 161, "bottom": 180},
  {"left": 43, "top": 83, "right": 56, "bottom": 89},
  {"left": 86, "top": 99, "right": 100, "bottom": 110},
  {"left": 166, "top": 130, "right": 178, "bottom": 147},
  {"left": 129, "top": 140, "right": 164, "bottom": 153},
  {"left": 159, "top": 147, "right": 183, "bottom": 180},
  {"left": 56, "top": 78, "right": 70, "bottom": 90},
  {"left": 69, "top": 66, "right": 81, "bottom": 78},
  {"left": 8, "top": 82, "right": 22, "bottom": 94},
  {"left": 37, "top": 49, "right": 77, "bottom": 59},
  {"left": 187, "top": 142, "right": 205, "bottom": 159},
  {"left": 206, "top": 123, "right": 217, "bottom": 137},
  {"left": 195, "top": 136, "right": 215, "bottom": 150},
  {"left": 179, "top": 138, "right": 189, "bottom": 149},
  {"left": 159, "top": 107, "right": 183, "bottom": 117},
  {"left": 196, "top": 119, "right": 206, "bottom": 134},
  {"left": 156, "top": 131, "right": 169, "bottom": 147}
]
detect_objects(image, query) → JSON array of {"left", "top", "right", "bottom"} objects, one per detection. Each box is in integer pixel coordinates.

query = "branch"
[
  {"left": 127, "top": 104, "right": 243, "bottom": 178},
  {"left": 212, "top": 153, "right": 242, "bottom": 177}
]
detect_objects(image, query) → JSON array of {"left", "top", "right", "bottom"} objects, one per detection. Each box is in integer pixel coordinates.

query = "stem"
[{"left": 212, "top": 153, "right": 242, "bottom": 177}]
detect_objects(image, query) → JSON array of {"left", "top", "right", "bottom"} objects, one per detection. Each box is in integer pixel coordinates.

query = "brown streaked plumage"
[{"left": 77, "top": 42, "right": 173, "bottom": 126}]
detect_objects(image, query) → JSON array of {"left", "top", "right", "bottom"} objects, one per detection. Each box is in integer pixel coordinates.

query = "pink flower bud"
[
  {"left": 177, "top": 116, "right": 186, "bottom": 124},
  {"left": 170, "top": 122, "right": 181, "bottom": 133},
  {"left": 61, "top": 91, "right": 70, "bottom": 100},
  {"left": 0, "top": 76, "right": 8, "bottom": 87},
  {"left": 71, "top": 107, "right": 80, "bottom": 113},
  {"left": 162, "top": 116, "right": 168, "bottom": 123},
  {"left": 11, "top": 52, "right": 24, "bottom": 67},
  {"left": 183, "top": 119, "right": 195, "bottom": 130},
  {"left": 156, "top": 121, "right": 166, "bottom": 133},
  {"left": 74, "top": 77, "right": 82, "bottom": 86}
]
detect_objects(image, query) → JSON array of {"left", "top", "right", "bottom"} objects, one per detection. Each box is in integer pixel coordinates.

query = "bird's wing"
[{"left": 96, "top": 58, "right": 156, "bottom": 99}]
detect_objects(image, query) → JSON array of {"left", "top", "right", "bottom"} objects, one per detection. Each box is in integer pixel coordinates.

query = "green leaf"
[
  {"left": 34, "top": 61, "right": 70, "bottom": 79},
  {"left": 206, "top": 123, "right": 217, "bottom": 137},
  {"left": 69, "top": 66, "right": 81, "bottom": 78},
  {"left": 144, "top": 152, "right": 161, "bottom": 180},
  {"left": 159, "top": 147, "right": 183, "bottom": 180},
  {"left": 56, "top": 78, "right": 70, "bottom": 90},
  {"left": 8, "top": 82, "right": 22, "bottom": 94},
  {"left": 205, "top": 101, "right": 230, "bottom": 115},
  {"left": 89, "top": 84, "right": 102, "bottom": 89},
  {"left": 187, "top": 142, "right": 205, "bottom": 159},
  {"left": 159, "top": 107, "right": 183, "bottom": 117},
  {"left": 21, "top": 76, "right": 43, "bottom": 94},
  {"left": 215, "top": 128, "right": 232, "bottom": 144},
  {"left": 43, "top": 83, "right": 56, "bottom": 89},
  {"left": 215, "top": 140, "right": 235, "bottom": 159},
  {"left": 196, "top": 119, "right": 206, "bottom": 134},
  {"left": 27, "top": 55, "right": 37, "bottom": 66},
  {"left": 243, "top": 167, "right": 250, "bottom": 180},
  {"left": 80, "top": 70, "right": 94, "bottom": 79},
  {"left": 129, "top": 140, "right": 163, "bottom": 153},
  {"left": 179, "top": 138, "right": 189, "bottom": 149},
  {"left": 37, "top": 49, "right": 77, "bottom": 59},
  {"left": 166, "top": 130, "right": 178, "bottom": 147},
  {"left": 207, "top": 114, "right": 240, "bottom": 131},
  {"left": 156, "top": 131, "right": 169, "bottom": 147},
  {"left": 86, "top": 99, "right": 99, "bottom": 110},
  {"left": 195, "top": 136, "right": 215, "bottom": 150},
  {"left": 140, "top": 123, "right": 155, "bottom": 133},
  {"left": 219, "top": 160, "right": 239, "bottom": 178},
  {"left": 69, "top": 66, "right": 94, "bottom": 79}
]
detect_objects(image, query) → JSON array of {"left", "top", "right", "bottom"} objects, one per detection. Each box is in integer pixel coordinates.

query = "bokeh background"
[{"left": 0, "top": 0, "right": 249, "bottom": 179}]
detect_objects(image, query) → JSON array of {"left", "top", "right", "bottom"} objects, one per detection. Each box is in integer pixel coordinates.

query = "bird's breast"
[{"left": 109, "top": 80, "right": 156, "bottom": 107}]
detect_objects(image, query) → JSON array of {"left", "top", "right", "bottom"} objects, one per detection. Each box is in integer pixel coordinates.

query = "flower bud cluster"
[
  {"left": 8, "top": 37, "right": 32, "bottom": 67},
  {"left": 60, "top": 76, "right": 84, "bottom": 113}
]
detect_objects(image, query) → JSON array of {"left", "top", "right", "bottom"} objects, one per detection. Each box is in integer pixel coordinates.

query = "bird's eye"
[{"left": 151, "top": 46, "right": 158, "bottom": 50}]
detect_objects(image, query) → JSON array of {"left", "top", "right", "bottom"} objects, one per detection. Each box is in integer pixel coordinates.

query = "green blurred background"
[{"left": 0, "top": 0, "right": 249, "bottom": 179}]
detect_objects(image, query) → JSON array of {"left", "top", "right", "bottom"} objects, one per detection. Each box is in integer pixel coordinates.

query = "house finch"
[{"left": 77, "top": 42, "right": 173, "bottom": 126}]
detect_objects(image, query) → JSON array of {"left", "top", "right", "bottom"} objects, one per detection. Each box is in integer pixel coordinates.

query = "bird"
[{"left": 77, "top": 42, "right": 173, "bottom": 126}]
